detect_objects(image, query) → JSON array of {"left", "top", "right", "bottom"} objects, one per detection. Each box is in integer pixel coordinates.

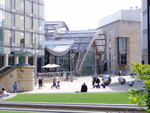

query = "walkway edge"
[{"left": 0, "top": 101, "right": 145, "bottom": 112}]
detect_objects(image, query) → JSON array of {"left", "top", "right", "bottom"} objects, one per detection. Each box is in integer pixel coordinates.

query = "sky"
[{"left": 44, "top": 0, "right": 141, "bottom": 30}]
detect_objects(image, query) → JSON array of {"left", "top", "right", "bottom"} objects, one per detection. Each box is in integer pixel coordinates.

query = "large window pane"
[
  {"left": 118, "top": 37, "right": 127, "bottom": 65},
  {"left": 20, "top": 0, "right": 24, "bottom": 13},
  {"left": 0, "top": 0, "right": 5, "bottom": 9},
  {"left": 20, "top": 32, "right": 24, "bottom": 47},
  {"left": 0, "top": 9, "right": 4, "bottom": 26},
  {"left": 20, "top": 16, "right": 24, "bottom": 30}
]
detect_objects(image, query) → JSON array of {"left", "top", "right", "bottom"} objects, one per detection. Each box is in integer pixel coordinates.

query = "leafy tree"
[{"left": 129, "top": 61, "right": 150, "bottom": 112}]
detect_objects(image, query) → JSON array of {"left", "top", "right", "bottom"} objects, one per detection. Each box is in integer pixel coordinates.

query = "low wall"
[{"left": 0, "top": 66, "right": 35, "bottom": 92}]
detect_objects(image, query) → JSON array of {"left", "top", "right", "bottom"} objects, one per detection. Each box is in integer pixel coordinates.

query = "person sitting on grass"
[
  {"left": 80, "top": 82, "right": 88, "bottom": 92},
  {"left": 1, "top": 88, "right": 10, "bottom": 97}
]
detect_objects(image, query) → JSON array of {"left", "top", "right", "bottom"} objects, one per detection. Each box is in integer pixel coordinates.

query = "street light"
[{"left": 70, "top": 51, "right": 75, "bottom": 82}]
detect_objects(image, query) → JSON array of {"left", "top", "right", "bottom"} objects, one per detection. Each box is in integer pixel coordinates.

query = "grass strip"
[{"left": 4, "top": 92, "right": 130, "bottom": 104}]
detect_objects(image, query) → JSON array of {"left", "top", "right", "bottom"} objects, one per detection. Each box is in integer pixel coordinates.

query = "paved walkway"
[
  {"left": 22, "top": 75, "right": 145, "bottom": 94},
  {"left": 0, "top": 75, "right": 145, "bottom": 100}
]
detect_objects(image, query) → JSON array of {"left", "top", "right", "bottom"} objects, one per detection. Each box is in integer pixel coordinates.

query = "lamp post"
[
  {"left": 32, "top": 37, "right": 37, "bottom": 86},
  {"left": 70, "top": 51, "right": 75, "bottom": 82}
]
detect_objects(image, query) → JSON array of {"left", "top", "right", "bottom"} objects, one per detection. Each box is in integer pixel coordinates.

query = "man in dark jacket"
[{"left": 81, "top": 83, "right": 88, "bottom": 92}]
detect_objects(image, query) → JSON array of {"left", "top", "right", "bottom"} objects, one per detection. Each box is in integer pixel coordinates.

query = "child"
[{"left": 56, "top": 80, "right": 60, "bottom": 89}]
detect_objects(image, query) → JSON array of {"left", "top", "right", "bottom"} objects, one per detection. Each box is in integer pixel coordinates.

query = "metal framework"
[{"left": 45, "top": 21, "right": 107, "bottom": 75}]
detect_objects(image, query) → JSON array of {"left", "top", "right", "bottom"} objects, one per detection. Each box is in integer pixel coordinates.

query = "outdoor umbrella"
[{"left": 42, "top": 64, "right": 60, "bottom": 68}]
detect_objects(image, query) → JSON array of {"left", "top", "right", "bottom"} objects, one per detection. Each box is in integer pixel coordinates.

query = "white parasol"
[{"left": 42, "top": 64, "right": 60, "bottom": 68}]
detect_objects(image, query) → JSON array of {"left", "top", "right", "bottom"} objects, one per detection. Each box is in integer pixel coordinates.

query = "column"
[
  {"left": 14, "top": 56, "right": 19, "bottom": 65},
  {"left": 25, "top": 56, "right": 28, "bottom": 64},
  {"left": 4, "top": 54, "right": 9, "bottom": 66}
]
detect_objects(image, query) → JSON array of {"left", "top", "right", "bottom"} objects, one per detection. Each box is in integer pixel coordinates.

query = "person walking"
[
  {"left": 51, "top": 77, "right": 57, "bottom": 89},
  {"left": 38, "top": 77, "right": 43, "bottom": 89},
  {"left": 56, "top": 79, "right": 60, "bottom": 89},
  {"left": 96, "top": 77, "right": 100, "bottom": 88},
  {"left": 13, "top": 81, "right": 18, "bottom": 93},
  {"left": 92, "top": 76, "right": 96, "bottom": 88},
  {"left": 118, "top": 70, "right": 122, "bottom": 77}
]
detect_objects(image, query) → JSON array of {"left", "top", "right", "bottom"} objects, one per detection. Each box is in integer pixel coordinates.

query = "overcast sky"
[{"left": 44, "top": 0, "right": 141, "bottom": 30}]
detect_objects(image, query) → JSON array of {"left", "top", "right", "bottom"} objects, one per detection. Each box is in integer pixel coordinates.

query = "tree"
[{"left": 129, "top": 61, "right": 150, "bottom": 112}]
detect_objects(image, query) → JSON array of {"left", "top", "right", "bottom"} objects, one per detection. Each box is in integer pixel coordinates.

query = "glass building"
[
  {"left": 45, "top": 21, "right": 107, "bottom": 76},
  {"left": 0, "top": 0, "right": 45, "bottom": 70}
]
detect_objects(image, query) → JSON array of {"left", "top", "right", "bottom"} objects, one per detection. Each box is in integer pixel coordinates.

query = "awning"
[{"left": 45, "top": 40, "right": 74, "bottom": 56}]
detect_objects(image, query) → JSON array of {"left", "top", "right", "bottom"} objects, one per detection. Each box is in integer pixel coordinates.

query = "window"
[
  {"left": 118, "top": 37, "right": 127, "bottom": 65},
  {"left": 38, "top": 35, "right": 43, "bottom": 49},
  {"left": 11, "top": 14, "right": 15, "bottom": 26},
  {"left": 20, "top": 16, "right": 24, "bottom": 30},
  {"left": 10, "top": 0, "right": 15, "bottom": 10},
  {"left": 19, "top": 57, "right": 25, "bottom": 64},
  {"left": 30, "top": 33, "right": 34, "bottom": 48},
  {"left": 38, "top": 4, "right": 44, "bottom": 18},
  {"left": 30, "top": 17, "right": 33, "bottom": 29},
  {"left": 20, "top": 0, "right": 24, "bottom": 13},
  {"left": 0, "top": 9, "right": 4, "bottom": 26},
  {"left": 30, "top": 1, "right": 33, "bottom": 14},
  {"left": 20, "top": 32, "right": 24, "bottom": 47},
  {"left": 38, "top": 19, "right": 43, "bottom": 31},
  {"left": 9, "top": 56, "right": 14, "bottom": 65},
  {"left": 10, "top": 30, "right": 15, "bottom": 47},
  {"left": 0, "top": 0, "right": 5, "bottom": 9}
]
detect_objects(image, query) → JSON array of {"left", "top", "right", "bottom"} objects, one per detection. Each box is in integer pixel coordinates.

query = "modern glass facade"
[{"left": 45, "top": 21, "right": 107, "bottom": 76}]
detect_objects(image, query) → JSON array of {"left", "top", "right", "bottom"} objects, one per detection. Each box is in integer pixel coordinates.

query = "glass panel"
[
  {"left": 28, "top": 57, "right": 33, "bottom": 65},
  {"left": 20, "top": 32, "right": 24, "bottom": 47},
  {"left": 20, "top": 16, "right": 24, "bottom": 30},
  {"left": 10, "top": 0, "right": 14, "bottom": 9},
  {"left": 38, "top": 19, "right": 42, "bottom": 31},
  {"left": 30, "top": 17, "right": 33, "bottom": 29},
  {"left": 0, "top": 29, "right": 4, "bottom": 53},
  {"left": 9, "top": 56, "right": 14, "bottom": 65},
  {"left": 38, "top": 4, "right": 44, "bottom": 18},
  {"left": 20, "top": 0, "right": 24, "bottom": 13},
  {"left": 38, "top": 35, "right": 43, "bottom": 49},
  {"left": 118, "top": 37, "right": 127, "bottom": 65},
  {"left": 0, "top": 55, "right": 4, "bottom": 68},
  {"left": 0, "top": 0, "right": 5, "bottom": 9},
  {"left": 0, "top": 9, "right": 4, "bottom": 26},
  {"left": 19, "top": 57, "right": 25, "bottom": 64}
]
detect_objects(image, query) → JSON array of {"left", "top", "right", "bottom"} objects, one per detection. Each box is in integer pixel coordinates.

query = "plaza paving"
[{"left": 23, "top": 75, "right": 145, "bottom": 94}]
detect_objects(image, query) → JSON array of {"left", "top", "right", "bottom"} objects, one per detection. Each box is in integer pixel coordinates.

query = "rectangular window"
[
  {"left": 38, "top": 4, "right": 44, "bottom": 18},
  {"left": 20, "top": 32, "right": 24, "bottom": 47},
  {"left": 11, "top": 14, "right": 15, "bottom": 26},
  {"left": 30, "top": 33, "right": 34, "bottom": 48},
  {"left": 0, "top": 9, "right": 4, "bottom": 26},
  {"left": 10, "top": 30, "right": 15, "bottom": 47},
  {"left": 20, "top": 0, "right": 24, "bottom": 13},
  {"left": 38, "top": 35, "right": 43, "bottom": 49},
  {"left": 30, "top": 17, "right": 33, "bottom": 29},
  {"left": 30, "top": 1, "right": 33, "bottom": 14},
  {"left": 10, "top": 0, "right": 15, "bottom": 10},
  {"left": 9, "top": 56, "right": 14, "bottom": 65},
  {"left": 118, "top": 37, "right": 127, "bottom": 65},
  {"left": 0, "top": 0, "right": 5, "bottom": 9},
  {"left": 19, "top": 57, "right": 25, "bottom": 64},
  {"left": 20, "top": 16, "right": 24, "bottom": 30},
  {"left": 38, "top": 19, "right": 43, "bottom": 31}
]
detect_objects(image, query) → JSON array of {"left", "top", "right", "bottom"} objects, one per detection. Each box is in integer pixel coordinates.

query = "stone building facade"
[{"left": 98, "top": 10, "right": 141, "bottom": 74}]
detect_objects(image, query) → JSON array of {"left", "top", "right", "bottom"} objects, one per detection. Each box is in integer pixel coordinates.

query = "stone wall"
[{"left": 0, "top": 66, "right": 35, "bottom": 92}]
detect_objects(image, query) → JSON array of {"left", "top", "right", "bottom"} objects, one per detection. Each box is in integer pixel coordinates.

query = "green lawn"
[{"left": 4, "top": 92, "right": 130, "bottom": 104}]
